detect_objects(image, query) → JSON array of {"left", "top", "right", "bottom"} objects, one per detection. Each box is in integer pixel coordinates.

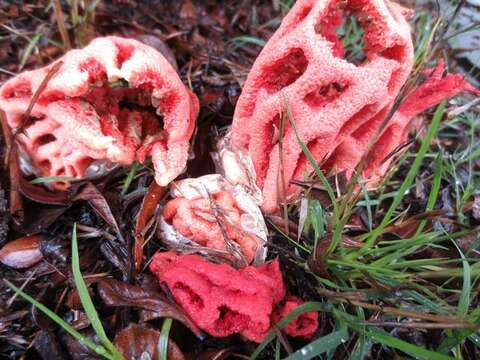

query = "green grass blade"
[
  {"left": 364, "top": 327, "right": 454, "bottom": 360},
  {"left": 454, "top": 243, "right": 471, "bottom": 318},
  {"left": 121, "top": 162, "right": 140, "bottom": 195},
  {"left": 31, "top": 175, "right": 77, "bottom": 184},
  {"left": 4, "top": 280, "right": 112, "bottom": 359},
  {"left": 229, "top": 36, "right": 266, "bottom": 47},
  {"left": 71, "top": 223, "right": 124, "bottom": 360},
  {"left": 335, "top": 309, "right": 455, "bottom": 360},
  {"left": 283, "top": 328, "right": 349, "bottom": 360},
  {"left": 158, "top": 318, "right": 172, "bottom": 360},
  {"left": 20, "top": 33, "right": 41, "bottom": 70},
  {"left": 275, "top": 338, "right": 281, "bottom": 360},
  {"left": 284, "top": 99, "right": 339, "bottom": 218},
  {"left": 415, "top": 153, "right": 443, "bottom": 236}
]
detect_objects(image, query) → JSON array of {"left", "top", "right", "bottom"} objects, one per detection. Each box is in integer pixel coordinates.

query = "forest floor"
[{"left": 0, "top": 1, "right": 479, "bottom": 359}]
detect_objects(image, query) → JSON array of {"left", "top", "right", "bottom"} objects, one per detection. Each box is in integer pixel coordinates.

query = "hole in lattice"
[
  {"left": 174, "top": 283, "right": 204, "bottom": 309},
  {"left": 36, "top": 134, "right": 57, "bottom": 147},
  {"left": 291, "top": 138, "right": 327, "bottom": 186},
  {"left": 304, "top": 82, "right": 349, "bottom": 108},
  {"left": 256, "top": 114, "right": 280, "bottom": 186},
  {"left": 55, "top": 168, "right": 66, "bottom": 176},
  {"left": 315, "top": 1, "right": 367, "bottom": 64},
  {"left": 23, "top": 114, "right": 46, "bottom": 130},
  {"left": 38, "top": 159, "right": 51, "bottom": 172},
  {"left": 367, "top": 125, "right": 395, "bottom": 168},
  {"left": 276, "top": 3, "right": 314, "bottom": 39},
  {"left": 261, "top": 48, "right": 308, "bottom": 93}
]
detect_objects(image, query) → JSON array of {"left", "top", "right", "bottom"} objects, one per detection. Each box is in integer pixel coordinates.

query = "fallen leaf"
[
  {"left": 137, "top": 34, "right": 178, "bottom": 71},
  {"left": 0, "top": 234, "right": 43, "bottom": 268},
  {"left": 98, "top": 278, "right": 202, "bottom": 338},
  {"left": 0, "top": 184, "right": 8, "bottom": 246},
  {"left": 74, "top": 183, "right": 122, "bottom": 239},
  {"left": 114, "top": 323, "right": 185, "bottom": 360},
  {"left": 180, "top": 0, "right": 198, "bottom": 20},
  {"left": 134, "top": 181, "right": 165, "bottom": 273},
  {"left": 33, "top": 330, "right": 66, "bottom": 360}
]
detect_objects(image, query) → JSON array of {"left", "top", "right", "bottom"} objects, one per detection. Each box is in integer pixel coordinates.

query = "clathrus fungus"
[
  {"left": 0, "top": 36, "right": 199, "bottom": 188},
  {"left": 229, "top": 0, "right": 478, "bottom": 213}
]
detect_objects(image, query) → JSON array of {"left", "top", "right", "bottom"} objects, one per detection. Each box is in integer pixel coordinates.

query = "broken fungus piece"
[
  {"left": 0, "top": 36, "right": 199, "bottom": 188},
  {"left": 230, "top": 0, "right": 415, "bottom": 213},
  {"left": 150, "top": 252, "right": 285, "bottom": 342},
  {"left": 159, "top": 174, "right": 267, "bottom": 265},
  {"left": 273, "top": 296, "right": 318, "bottom": 338},
  {"left": 330, "top": 59, "right": 480, "bottom": 182}
]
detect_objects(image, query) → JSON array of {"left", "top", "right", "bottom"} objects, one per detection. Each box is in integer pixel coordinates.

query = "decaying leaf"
[
  {"left": 0, "top": 234, "right": 43, "bottom": 268},
  {"left": 97, "top": 278, "right": 202, "bottom": 338}
]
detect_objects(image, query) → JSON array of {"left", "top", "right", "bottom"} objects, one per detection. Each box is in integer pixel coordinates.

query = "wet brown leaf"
[
  {"left": 383, "top": 209, "right": 447, "bottom": 238},
  {"left": 180, "top": 0, "right": 198, "bottom": 20},
  {"left": 21, "top": 204, "right": 69, "bottom": 235},
  {"left": 308, "top": 233, "right": 362, "bottom": 278},
  {"left": 0, "top": 110, "right": 23, "bottom": 221},
  {"left": 137, "top": 34, "right": 178, "bottom": 71},
  {"left": 18, "top": 176, "right": 70, "bottom": 206},
  {"left": 33, "top": 330, "right": 66, "bottom": 360},
  {"left": 74, "top": 183, "right": 122, "bottom": 239},
  {"left": 114, "top": 323, "right": 185, "bottom": 360},
  {"left": 0, "top": 234, "right": 43, "bottom": 268},
  {"left": 134, "top": 181, "right": 165, "bottom": 273},
  {"left": 0, "top": 184, "right": 8, "bottom": 246},
  {"left": 98, "top": 278, "right": 202, "bottom": 338},
  {"left": 61, "top": 330, "right": 100, "bottom": 360}
]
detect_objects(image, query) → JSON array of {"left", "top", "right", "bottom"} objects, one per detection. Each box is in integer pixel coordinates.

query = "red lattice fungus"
[
  {"left": 231, "top": 0, "right": 415, "bottom": 213},
  {"left": 273, "top": 296, "right": 318, "bottom": 339},
  {"left": 150, "top": 252, "right": 285, "bottom": 342},
  {"left": 0, "top": 36, "right": 199, "bottom": 188}
]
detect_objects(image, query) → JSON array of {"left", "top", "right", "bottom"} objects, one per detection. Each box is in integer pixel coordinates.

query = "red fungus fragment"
[
  {"left": 0, "top": 36, "right": 199, "bottom": 188},
  {"left": 273, "top": 296, "right": 318, "bottom": 339},
  {"left": 159, "top": 175, "right": 267, "bottom": 264},
  {"left": 150, "top": 252, "right": 285, "bottom": 342},
  {"left": 332, "top": 60, "right": 480, "bottom": 181},
  {"left": 231, "top": 0, "right": 415, "bottom": 213}
]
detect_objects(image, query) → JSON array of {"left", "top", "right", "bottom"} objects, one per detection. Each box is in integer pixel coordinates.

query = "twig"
[
  {"left": 206, "top": 190, "right": 248, "bottom": 267},
  {"left": 52, "top": 0, "right": 72, "bottom": 50},
  {"left": 15, "top": 60, "right": 63, "bottom": 137},
  {"left": 362, "top": 321, "right": 477, "bottom": 329}
]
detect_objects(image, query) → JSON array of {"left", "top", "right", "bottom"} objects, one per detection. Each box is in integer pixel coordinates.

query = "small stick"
[
  {"left": 15, "top": 60, "right": 63, "bottom": 138},
  {"left": 53, "top": 0, "right": 72, "bottom": 50},
  {"left": 362, "top": 321, "right": 477, "bottom": 330}
]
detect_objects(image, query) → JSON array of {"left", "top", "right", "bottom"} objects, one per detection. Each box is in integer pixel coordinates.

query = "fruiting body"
[
  {"left": 0, "top": 36, "right": 199, "bottom": 188},
  {"left": 231, "top": 0, "right": 415, "bottom": 213},
  {"left": 150, "top": 252, "right": 285, "bottom": 342},
  {"left": 150, "top": 252, "right": 319, "bottom": 342}
]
